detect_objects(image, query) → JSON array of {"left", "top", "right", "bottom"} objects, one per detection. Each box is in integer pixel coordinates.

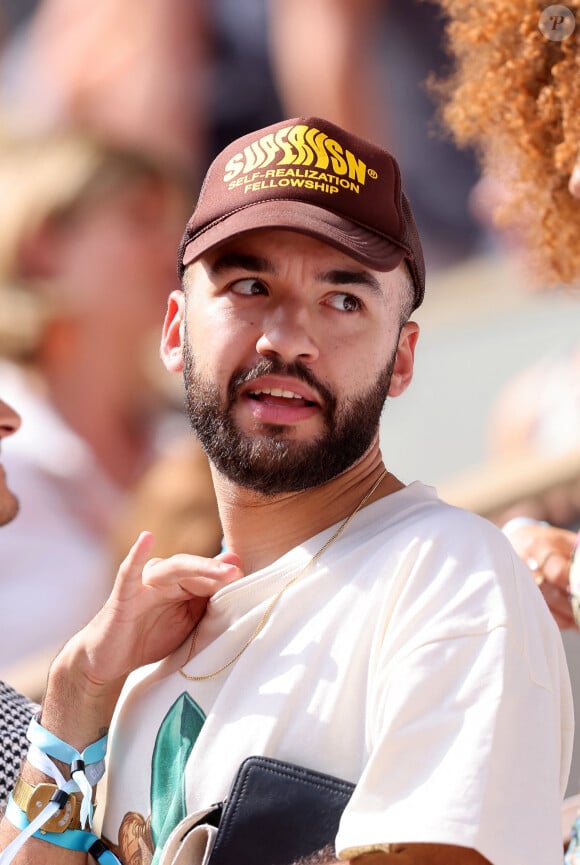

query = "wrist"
[{"left": 41, "top": 636, "right": 125, "bottom": 752}]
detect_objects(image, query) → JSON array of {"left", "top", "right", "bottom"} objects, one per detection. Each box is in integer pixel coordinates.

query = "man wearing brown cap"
[{"left": 0, "top": 119, "right": 573, "bottom": 865}]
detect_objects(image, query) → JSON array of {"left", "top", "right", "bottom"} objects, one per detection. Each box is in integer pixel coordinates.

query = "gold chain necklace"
[{"left": 178, "top": 467, "right": 388, "bottom": 682}]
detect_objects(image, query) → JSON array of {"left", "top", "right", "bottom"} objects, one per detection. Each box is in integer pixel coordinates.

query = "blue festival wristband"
[
  {"left": 4, "top": 797, "right": 121, "bottom": 864},
  {"left": 27, "top": 714, "right": 108, "bottom": 766}
]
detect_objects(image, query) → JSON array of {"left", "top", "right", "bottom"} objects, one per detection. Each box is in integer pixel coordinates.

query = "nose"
[
  {"left": 0, "top": 399, "right": 22, "bottom": 440},
  {"left": 255, "top": 304, "right": 319, "bottom": 364}
]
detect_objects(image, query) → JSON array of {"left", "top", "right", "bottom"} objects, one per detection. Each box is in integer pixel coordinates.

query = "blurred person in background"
[
  {"left": 0, "top": 126, "right": 194, "bottom": 674},
  {"left": 432, "top": 0, "right": 580, "bottom": 290},
  {"left": 0, "top": 0, "right": 210, "bottom": 179}
]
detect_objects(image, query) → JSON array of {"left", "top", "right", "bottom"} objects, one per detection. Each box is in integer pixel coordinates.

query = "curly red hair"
[{"left": 430, "top": 0, "right": 580, "bottom": 285}]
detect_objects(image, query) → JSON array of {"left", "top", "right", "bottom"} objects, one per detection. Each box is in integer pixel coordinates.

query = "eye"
[
  {"left": 229, "top": 277, "right": 268, "bottom": 296},
  {"left": 327, "top": 293, "right": 362, "bottom": 313}
]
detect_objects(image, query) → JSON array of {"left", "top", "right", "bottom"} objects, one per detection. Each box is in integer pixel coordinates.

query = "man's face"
[
  {"left": 162, "top": 229, "right": 418, "bottom": 494},
  {"left": 0, "top": 399, "right": 21, "bottom": 525}
]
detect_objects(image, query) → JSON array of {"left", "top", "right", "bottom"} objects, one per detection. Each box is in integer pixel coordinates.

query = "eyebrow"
[
  {"left": 208, "top": 252, "right": 382, "bottom": 296},
  {"left": 209, "top": 252, "right": 275, "bottom": 276},
  {"left": 317, "top": 269, "right": 382, "bottom": 296}
]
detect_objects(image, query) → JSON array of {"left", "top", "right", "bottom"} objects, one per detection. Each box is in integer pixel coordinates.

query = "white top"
[
  {"left": 0, "top": 360, "right": 120, "bottom": 669},
  {"left": 103, "top": 483, "right": 574, "bottom": 865}
]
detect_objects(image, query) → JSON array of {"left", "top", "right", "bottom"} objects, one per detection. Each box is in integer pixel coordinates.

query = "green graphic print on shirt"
[{"left": 150, "top": 692, "right": 206, "bottom": 864}]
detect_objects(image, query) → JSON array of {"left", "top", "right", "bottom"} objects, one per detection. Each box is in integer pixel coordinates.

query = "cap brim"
[{"left": 181, "top": 200, "right": 407, "bottom": 272}]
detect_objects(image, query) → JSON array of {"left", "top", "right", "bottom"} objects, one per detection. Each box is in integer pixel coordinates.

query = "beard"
[{"left": 183, "top": 341, "right": 395, "bottom": 495}]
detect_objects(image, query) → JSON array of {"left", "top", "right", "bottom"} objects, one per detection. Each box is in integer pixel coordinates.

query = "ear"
[
  {"left": 160, "top": 289, "right": 186, "bottom": 372},
  {"left": 388, "top": 321, "right": 419, "bottom": 397}
]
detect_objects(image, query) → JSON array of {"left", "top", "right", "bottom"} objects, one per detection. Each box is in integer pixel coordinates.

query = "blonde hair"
[{"left": 430, "top": 0, "right": 580, "bottom": 286}]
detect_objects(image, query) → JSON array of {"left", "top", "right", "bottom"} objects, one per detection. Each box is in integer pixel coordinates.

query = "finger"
[
  {"left": 115, "top": 531, "right": 156, "bottom": 586},
  {"left": 143, "top": 556, "right": 163, "bottom": 570},
  {"left": 141, "top": 555, "right": 243, "bottom": 598},
  {"left": 530, "top": 534, "right": 575, "bottom": 562},
  {"left": 539, "top": 552, "right": 572, "bottom": 593},
  {"left": 510, "top": 524, "right": 576, "bottom": 561},
  {"left": 145, "top": 553, "right": 242, "bottom": 580},
  {"left": 214, "top": 551, "right": 243, "bottom": 568},
  {"left": 525, "top": 543, "right": 571, "bottom": 590}
]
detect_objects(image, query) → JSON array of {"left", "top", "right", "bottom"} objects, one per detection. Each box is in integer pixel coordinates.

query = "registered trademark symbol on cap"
[
  {"left": 368, "top": 169, "right": 378, "bottom": 180},
  {"left": 538, "top": 5, "right": 576, "bottom": 40}
]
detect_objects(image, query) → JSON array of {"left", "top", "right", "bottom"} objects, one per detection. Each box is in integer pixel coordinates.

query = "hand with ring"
[{"left": 503, "top": 519, "right": 577, "bottom": 630}]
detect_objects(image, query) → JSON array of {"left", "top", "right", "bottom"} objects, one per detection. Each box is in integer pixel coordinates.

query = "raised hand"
[
  {"left": 78, "top": 532, "right": 242, "bottom": 684},
  {"left": 40, "top": 534, "right": 243, "bottom": 750}
]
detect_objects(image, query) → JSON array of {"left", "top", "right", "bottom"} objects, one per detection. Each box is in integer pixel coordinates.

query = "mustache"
[{"left": 228, "top": 358, "right": 336, "bottom": 413}]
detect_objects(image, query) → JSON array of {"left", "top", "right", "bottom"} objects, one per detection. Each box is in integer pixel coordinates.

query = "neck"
[{"left": 213, "top": 443, "right": 404, "bottom": 574}]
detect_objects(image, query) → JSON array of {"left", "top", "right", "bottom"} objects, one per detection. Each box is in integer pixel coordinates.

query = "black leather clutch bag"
[{"left": 206, "top": 755, "right": 355, "bottom": 865}]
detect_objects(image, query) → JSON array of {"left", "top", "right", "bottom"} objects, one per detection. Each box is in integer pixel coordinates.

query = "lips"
[
  {"left": 239, "top": 377, "right": 321, "bottom": 423},
  {"left": 247, "top": 386, "right": 317, "bottom": 408}
]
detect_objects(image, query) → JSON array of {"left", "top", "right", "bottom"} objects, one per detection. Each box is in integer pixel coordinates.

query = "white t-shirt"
[{"left": 103, "top": 483, "right": 573, "bottom": 865}]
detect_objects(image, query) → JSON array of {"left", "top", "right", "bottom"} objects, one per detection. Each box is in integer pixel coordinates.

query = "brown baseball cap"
[{"left": 178, "top": 117, "right": 425, "bottom": 309}]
